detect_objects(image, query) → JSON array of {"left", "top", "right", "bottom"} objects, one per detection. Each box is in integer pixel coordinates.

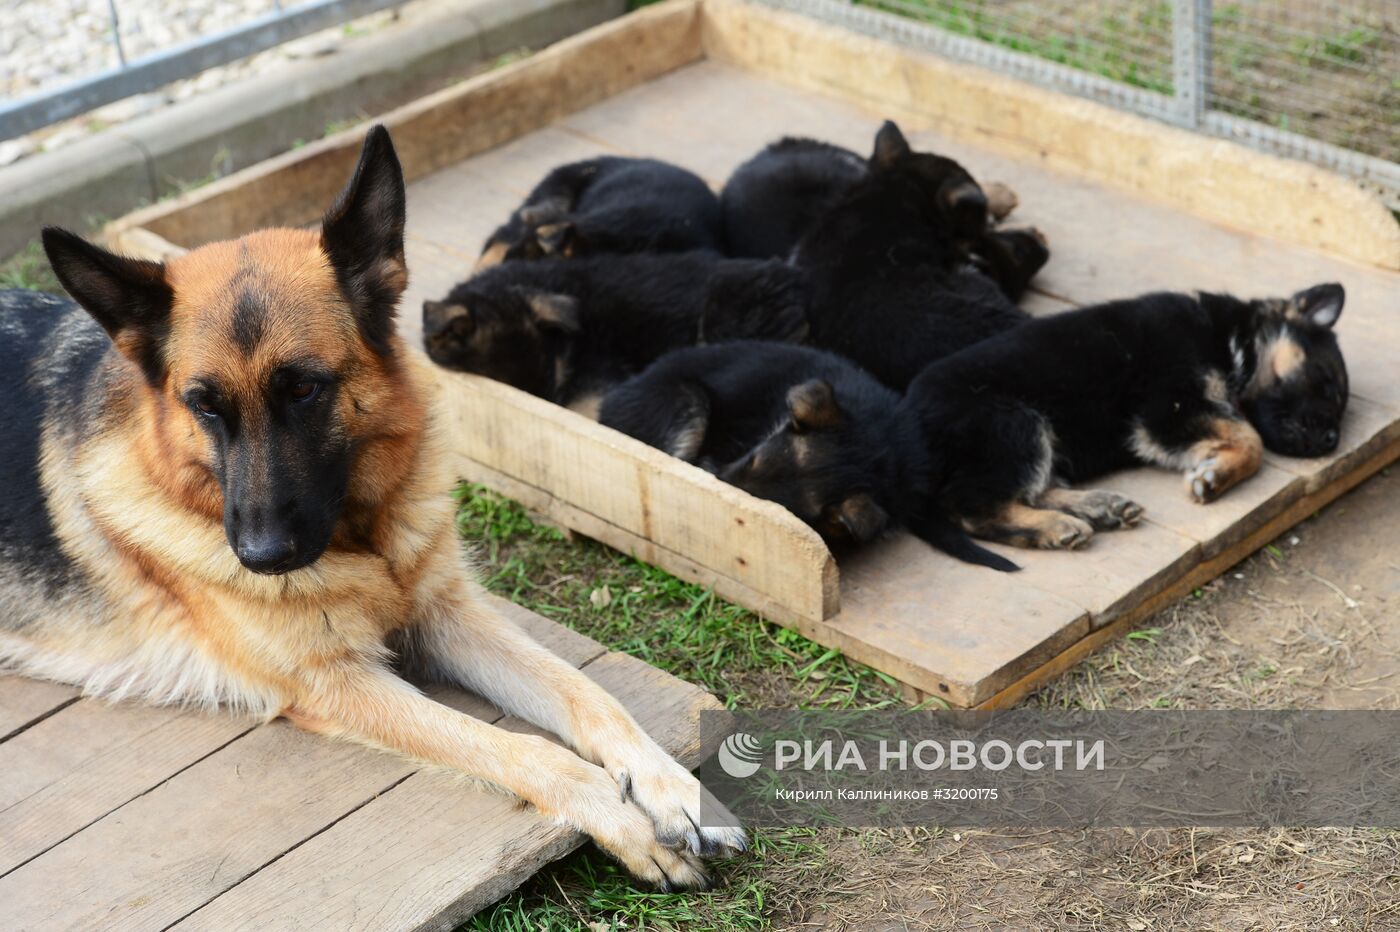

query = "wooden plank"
[
  {"left": 426, "top": 361, "right": 840, "bottom": 624},
  {"left": 0, "top": 704, "right": 251, "bottom": 876},
  {"left": 701, "top": 0, "right": 1400, "bottom": 271},
  {"left": 985, "top": 517, "right": 1202, "bottom": 632},
  {"left": 973, "top": 428, "right": 1400, "bottom": 710},
  {"left": 0, "top": 676, "right": 77, "bottom": 742},
  {"left": 105, "top": 0, "right": 706, "bottom": 248},
  {"left": 459, "top": 457, "right": 822, "bottom": 631},
  {"left": 829, "top": 534, "right": 1090, "bottom": 707},
  {"left": 1117, "top": 463, "right": 1302, "bottom": 562},
  {"left": 170, "top": 652, "right": 724, "bottom": 932},
  {"left": 0, "top": 719, "right": 414, "bottom": 931},
  {"left": 0, "top": 597, "right": 616, "bottom": 931}
]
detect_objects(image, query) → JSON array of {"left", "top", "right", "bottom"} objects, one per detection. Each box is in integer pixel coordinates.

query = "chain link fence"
[{"left": 760, "top": 0, "right": 1400, "bottom": 211}]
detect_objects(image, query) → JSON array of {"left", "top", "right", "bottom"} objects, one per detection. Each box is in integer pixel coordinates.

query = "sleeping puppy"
[
  {"left": 721, "top": 132, "right": 1022, "bottom": 261},
  {"left": 599, "top": 342, "right": 911, "bottom": 549},
  {"left": 900, "top": 284, "right": 1348, "bottom": 569},
  {"left": 794, "top": 121, "right": 1049, "bottom": 390},
  {"left": 422, "top": 253, "right": 808, "bottom": 412},
  {"left": 476, "top": 156, "right": 722, "bottom": 270}
]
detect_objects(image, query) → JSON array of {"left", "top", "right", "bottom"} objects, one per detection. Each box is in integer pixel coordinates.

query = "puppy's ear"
[
  {"left": 787, "top": 379, "right": 842, "bottom": 431},
  {"left": 938, "top": 177, "right": 989, "bottom": 238},
  {"left": 534, "top": 222, "right": 577, "bottom": 257},
  {"left": 518, "top": 197, "right": 569, "bottom": 227},
  {"left": 1289, "top": 282, "right": 1344, "bottom": 329},
  {"left": 830, "top": 493, "right": 889, "bottom": 544},
  {"left": 870, "top": 120, "right": 911, "bottom": 170},
  {"left": 41, "top": 226, "right": 172, "bottom": 384},
  {"left": 525, "top": 292, "right": 580, "bottom": 332},
  {"left": 422, "top": 299, "right": 470, "bottom": 335},
  {"left": 321, "top": 124, "right": 407, "bottom": 354}
]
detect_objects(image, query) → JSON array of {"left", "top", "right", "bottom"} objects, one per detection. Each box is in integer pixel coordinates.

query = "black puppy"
[
  {"left": 794, "top": 122, "right": 1049, "bottom": 390},
  {"left": 477, "top": 156, "right": 722, "bottom": 270},
  {"left": 722, "top": 134, "right": 1023, "bottom": 261},
  {"left": 901, "top": 284, "right": 1348, "bottom": 566},
  {"left": 721, "top": 138, "right": 867, "bottom": 260},
  {"left": 423, "top": 254, "right": 807, "bottom": 410},
  {"left": 599, "top": 342, "right": 1009, "bottom": 567},
  {"left": 599, "top": 342, "right": 908, "bottom": 547}
]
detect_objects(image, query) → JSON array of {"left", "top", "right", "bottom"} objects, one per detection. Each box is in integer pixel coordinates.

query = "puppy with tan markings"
[
  {"left": 1, "top": 126, "right": 743, "bottom": 888},
  {"left": 422, "top": 252, "right": 808, "bottom": 412},
  {"left": 901, "top": 285, "right": 1348, "bottom": 569}
]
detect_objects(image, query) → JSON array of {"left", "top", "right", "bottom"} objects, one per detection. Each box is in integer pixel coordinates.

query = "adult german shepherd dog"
[{"left": 0, "top": 126, "right": 743, "bottom": 889}]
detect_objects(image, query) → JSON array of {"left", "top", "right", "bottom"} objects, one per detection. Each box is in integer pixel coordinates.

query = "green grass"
[
  {"left": 456, "top": 484, "right": 901, "bottom": 710},
  {"left": 455, "top": 485, "right": 898, "bottom": 928},
  {"left": 470, "top": 828, "right": 828, "bottom": 932},
  {"left": 0, "top": 240, "right": 60, "bottom": 293},
  {"left": 860, "top": 0, "right": 1174, "bottom": 95}
]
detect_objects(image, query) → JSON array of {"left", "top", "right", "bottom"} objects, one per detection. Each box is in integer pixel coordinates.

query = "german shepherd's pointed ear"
[
  {"left": 828, "top": 493, "right": 889, "bottom": 544},
  {"left": 422, "top": 299, "right": 471, "bottom": 336},
  {"left": 1289, "top": 282, "right": 1345, "bottom": 329},
  {"left": 870, "top": 120, "right": 911, "bottom": 170},
  {"left": 524, "top": 292, "right": 581, "bottom": 333},
  {"left": 321, "top": 124, "right": 408, "bottom": 354},
  {"left": 787, "top": 379, "right": 843, "bottom": 432},
  {"left": 41, "top": 226, "right": 172, "bottom": 383},
  {"left": 534, "top": 221, "right": 577, "bottom": 257}
]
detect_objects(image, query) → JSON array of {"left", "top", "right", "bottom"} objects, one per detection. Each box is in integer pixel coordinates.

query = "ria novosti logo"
[{"left": 717, "top": 732, "right": 764, "bottom": 778}]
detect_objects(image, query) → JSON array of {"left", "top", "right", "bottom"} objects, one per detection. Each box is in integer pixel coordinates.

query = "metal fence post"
[{"left": 1173, "top": 0, "right": 1212, "bottom": 128}]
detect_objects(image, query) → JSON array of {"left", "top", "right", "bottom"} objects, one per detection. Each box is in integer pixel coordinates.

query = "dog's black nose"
[{"left": 236, "top": 534, "right": 299, "bottom": 575}]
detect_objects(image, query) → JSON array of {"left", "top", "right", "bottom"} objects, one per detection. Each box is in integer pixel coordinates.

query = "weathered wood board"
[
  {"left": 0, "top": 597, "right": 727, "bottom": 931},
  {"left": 101, "top": 0, "right": 1400, "bottom": 713}
]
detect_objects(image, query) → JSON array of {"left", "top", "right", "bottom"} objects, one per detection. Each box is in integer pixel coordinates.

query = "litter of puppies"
[{"left": 422, "top": 119, "right": 1350, "bottom": 572}]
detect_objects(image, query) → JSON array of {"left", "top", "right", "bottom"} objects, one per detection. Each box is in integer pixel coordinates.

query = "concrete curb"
[{"left": 0, "top": 0, "right": 625, "bottom": 259}]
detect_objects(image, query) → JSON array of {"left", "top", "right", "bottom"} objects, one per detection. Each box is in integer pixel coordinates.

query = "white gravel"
[{"left": 0, "top": 0, "right": 403, "bottom": 161}]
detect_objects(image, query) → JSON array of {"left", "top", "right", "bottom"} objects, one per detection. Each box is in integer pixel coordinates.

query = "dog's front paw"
[
  {"left": 535, "top": 739, "right": 717, "bottom": 890},
  {"left": 1186, "top": 458, "right": 1223, "bottom": 503},
  {"left": 611, "top": 748, "right": 749, "bottom": 859},
  {"left": 983, "top": 181, "right": 1019, "bottom": 222}
]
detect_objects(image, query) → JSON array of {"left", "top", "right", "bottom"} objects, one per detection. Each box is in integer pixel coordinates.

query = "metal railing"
[
  {"left": 759, "top": 0, "right": 1400, "bottom": 211},
  {"left": 0, "top": 0, "right": 403, "bottom": 142}
]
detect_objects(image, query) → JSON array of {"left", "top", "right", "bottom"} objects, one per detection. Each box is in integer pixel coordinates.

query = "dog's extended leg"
[
  {"left": 284, "top": 660, "right": 717, "bottom": 889},
  {"left": 404, "top": 586, "right": 747, "bottom": 860},
  {"left": 1181, "top": 417, "right": 1264, "bottom": 503},
  {"left": 1134, "top": 408, "right": 1264, "bottom": 504},
  {"left": 1040, "top": 486, "right": 1144, "bottom": 530},
  {"left": 962, "top": 502, "right": 1095, "bottom": 550}
]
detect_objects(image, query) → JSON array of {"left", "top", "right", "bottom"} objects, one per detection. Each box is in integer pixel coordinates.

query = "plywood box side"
[
  {"left": 107, "top": 0, "right": 706, "bottom": 249},
  {"left": 427, "top": 363, "right": 840, "bottom": 623},
  {"left": 700, "top": 0, "right": 1400, "bottom": 271}
]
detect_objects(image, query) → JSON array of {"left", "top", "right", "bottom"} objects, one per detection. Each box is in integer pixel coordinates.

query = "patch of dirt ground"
[{"left": 760, "top": 464, "right": 1400, "bottom": 930}]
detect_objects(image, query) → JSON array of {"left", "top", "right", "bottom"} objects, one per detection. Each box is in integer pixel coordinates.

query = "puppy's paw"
[
  {"left": 983, "top": 181, "right": 1019, "bottom": 222},
  {"left": 1035, "top": 513, "right": 1095, "bottom": 550},
  {"left": 1186, "top": 458, "right": 1223, "bottom": 503},
  {"left": 1070, "top": 490, "right": 1144, "bottom": 529}
]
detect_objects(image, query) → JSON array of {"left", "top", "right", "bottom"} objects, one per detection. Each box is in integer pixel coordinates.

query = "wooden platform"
[
  {"left": 0, "top": 597, "right": 724, "bottom": 930},
  {"left": 103, "top": 0, "right": 1400, "bottom": 711}
]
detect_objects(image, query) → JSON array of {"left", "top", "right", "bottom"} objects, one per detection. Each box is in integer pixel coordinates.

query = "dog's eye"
[
  {"left": 192, "top": 397, "right": 219, "bottom": 419},
  {"left": 289, "top": 380, "right": 321, "bottom": 403}
]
